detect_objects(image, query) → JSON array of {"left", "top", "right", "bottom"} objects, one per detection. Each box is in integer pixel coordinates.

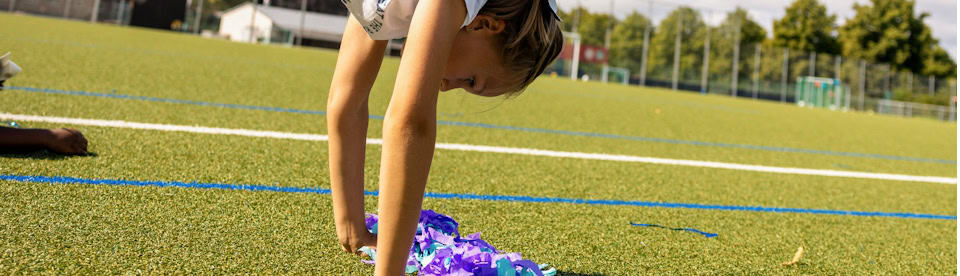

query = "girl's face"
[{"left": 439, "top": 15, "right": 516, "bottom": 97}]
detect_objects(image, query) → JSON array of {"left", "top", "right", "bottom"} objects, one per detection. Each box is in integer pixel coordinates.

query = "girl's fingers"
[{"left": 365, "top": 234, "right": 378, "bottom": 249}]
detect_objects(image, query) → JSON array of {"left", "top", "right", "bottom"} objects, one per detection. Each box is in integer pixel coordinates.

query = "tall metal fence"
[
  {"left": 1, "top": 0, "right": 132, "bottom": 24},
  {"left": 548, "top": 2, "right": 957, "bottom": 122}
]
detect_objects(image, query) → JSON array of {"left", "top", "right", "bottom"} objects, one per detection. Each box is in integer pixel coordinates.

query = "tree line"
[{"left": 558, "top": 0, "right": 956, "bottom": 81}]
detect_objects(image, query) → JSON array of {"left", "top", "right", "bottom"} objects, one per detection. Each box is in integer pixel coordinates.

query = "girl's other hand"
[
  {"left": 338, "top": 226, "right": 378, "bottom": 255},
  {"left": 44, "top": 128, "right": 88, "bottom": 155}
]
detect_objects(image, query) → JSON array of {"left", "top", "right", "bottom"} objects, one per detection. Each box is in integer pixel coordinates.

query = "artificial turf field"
[{"left": 0, "top": 13, "right": 957, "bottom": 274}]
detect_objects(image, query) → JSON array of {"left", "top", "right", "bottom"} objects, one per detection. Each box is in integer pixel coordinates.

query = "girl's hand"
[
  {"left": 337, "top": 225, "right": 378, "bottom": 254},
  {"left": 44, "top": 128, "right": 87, "bottom": 155}
]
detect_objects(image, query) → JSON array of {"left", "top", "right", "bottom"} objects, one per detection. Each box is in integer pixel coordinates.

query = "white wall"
[{"left": 218, "top": 4, "right": 275, "bottom": 43}]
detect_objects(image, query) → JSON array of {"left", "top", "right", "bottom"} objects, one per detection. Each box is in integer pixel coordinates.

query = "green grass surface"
[{"left": 0, "top": 13, "right": 957, "bottom": 274}]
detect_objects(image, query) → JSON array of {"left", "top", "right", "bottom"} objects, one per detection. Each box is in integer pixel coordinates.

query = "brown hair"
[{"left": 479, "top": 0, "right": 564, "bottom": 96}]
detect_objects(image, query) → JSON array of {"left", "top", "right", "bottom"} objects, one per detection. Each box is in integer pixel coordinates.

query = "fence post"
[
  {"left": 731, "top": 19, "right": 740, "bottom": 97},
  {"left": 752, "top": 44, "right": 759, "bottom": 99},
  {"left": 781, "top": 48, "right": 788, "bottom": 103},
  {"left": 906, "top": 73, "right": 913, "bottom": 93},
  {"left": 833, "top": 55, "right": 841, "bottom": 80},
  {"left": 671, "top": 11, "right": 682, "bottom": 91},
  {"left": 639, "top": 2, "right": 652, "bottom": 86},
  {"left": 833, "top": 55, "right": 841, "bottom": 108},
  {"left": 808, "top": 51, "right": 815, "bottom": 77},
  {"left": 193, "top": 0, "right": 204, "bottom": 34},
  {"left": 297, "top": 0, "right": 306, "bottom": 46},
  {"left": 639, "top": 24, "right": 650, "bottom": 86},
  {"left": 601, "top": 0, "right": 613, "bottom": 83},
  {"left": 7, "top": 0, "right": 13, "bottom": 12},
  {"left": 844, "top": 80, "right": 852, "bottom": 110},
  {"left": 602, "top": 31, "right": 610, "bottom": 83},
  {"left": 249, "top": 0, "right": 258, "bottom": 43},
  {"left": 64, "top": 0, "right": 73, "bottom": 19},
  {"left": 858, "top": 60, "right": 866, "bottom": 111},
  {"left": 117, "top": 0, "right": 125, "bottom": 24},
  {"left": 572, "top": 7, "right": 580, "bottom": 80},
  {"left": 950, "top": 87, "right": 957, "bottom": 121},
  {"left": 700, "top": 17, "right": 710, "bottom": 94},
  {"left": 91, "top": 0, "right": 100, "bottom": 22},
  {"left": 928, "top": 75, "right": 935, "bottom": 96},
  {"left": 883, "top": 64, "right": 891, "bottom": 96},
  {"left": 571, "top": 33, "right": 581, "bottom": 80}
]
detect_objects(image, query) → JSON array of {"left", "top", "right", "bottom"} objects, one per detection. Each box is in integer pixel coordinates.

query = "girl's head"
[{"left": 440, "top": 0, "right": 563, "bottom": 97}]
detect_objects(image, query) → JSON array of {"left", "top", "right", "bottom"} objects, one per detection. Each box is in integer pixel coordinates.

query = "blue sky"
[{"left": 557, "top": 0, "right": 957, "bottom": 59}]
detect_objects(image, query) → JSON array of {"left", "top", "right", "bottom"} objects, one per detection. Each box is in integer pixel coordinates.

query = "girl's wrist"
[
  {"left": 336, "top": 220, "right": 371, "bottom": 241},
  {"left": 38, "top": 129, "right": 56, "bottom": 147},
  {"left": 335, "top": 214, "right": 369, "bottom": 231}
]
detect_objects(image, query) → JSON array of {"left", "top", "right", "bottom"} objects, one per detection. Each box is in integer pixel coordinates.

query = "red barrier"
[{"left": 558, "top": 43, "right": 608, "bottom": 64}]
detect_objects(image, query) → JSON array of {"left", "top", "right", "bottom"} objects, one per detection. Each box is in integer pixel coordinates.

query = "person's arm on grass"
[
  {"left": 0, "top": 127, "right": 87, "bottom": 154},
  {"left": 374, "top": 1, "right": 466, "bottom": 275},
  {"left": 327, "top": 16, "right": 387, "bottom": 254}
]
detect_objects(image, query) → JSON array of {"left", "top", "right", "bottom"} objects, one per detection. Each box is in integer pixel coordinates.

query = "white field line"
[{"left": 2, "top": 113, "right": 955, "bottom": 185}]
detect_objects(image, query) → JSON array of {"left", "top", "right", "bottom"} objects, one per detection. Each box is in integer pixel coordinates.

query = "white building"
[{"left": 218, "top": 2, "right": 348, "bottom": 46}]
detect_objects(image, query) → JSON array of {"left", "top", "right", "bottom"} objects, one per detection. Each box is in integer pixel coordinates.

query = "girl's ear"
[{"left": 467, "top": 15, "right": 505, "bottom": 34}]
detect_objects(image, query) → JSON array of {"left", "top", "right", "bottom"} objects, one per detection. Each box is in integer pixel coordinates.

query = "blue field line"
[
  {"left": 6, "top": 86, "right": 327, "bottom": 115},
  {"left": 3, "top": 174, "right": 955, "bottom": 220},
  {"left": 5, "top": 85, "right": 956, "bottom": 165},
  {"left": 6, "top": 36, "right": 329, "bottom": 72}
]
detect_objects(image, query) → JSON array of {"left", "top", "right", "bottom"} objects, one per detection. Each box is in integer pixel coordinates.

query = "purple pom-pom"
[{"left": 361, "top": 210, "right": 552, "bottom": 275}]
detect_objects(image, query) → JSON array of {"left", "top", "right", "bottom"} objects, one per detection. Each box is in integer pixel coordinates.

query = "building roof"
[{"left": 226, "top": 3, "right": 348, "bottom": 42}]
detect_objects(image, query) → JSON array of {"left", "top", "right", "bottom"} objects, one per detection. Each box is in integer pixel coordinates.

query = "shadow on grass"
[{"left": 0, "top": 148, "right": 98, "bottom": 160}]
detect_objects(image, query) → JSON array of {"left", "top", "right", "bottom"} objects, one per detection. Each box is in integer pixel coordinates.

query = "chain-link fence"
[
  {"left": 1, "top": 0, "right": 132, "bottom": 24},
  {"left": 549, "top": 1, "right": 957, "bottom": 122}
]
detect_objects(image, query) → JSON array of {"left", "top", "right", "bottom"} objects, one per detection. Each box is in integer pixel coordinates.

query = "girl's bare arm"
[
  {"left": 375, "top": 0, "right": 466, "bottom": 274},
  {"left": 0, "top": 127, "right": 87, "bottom": 154},
  {"left": 327, "top": 16, "right": 387, "bottom": 254}
]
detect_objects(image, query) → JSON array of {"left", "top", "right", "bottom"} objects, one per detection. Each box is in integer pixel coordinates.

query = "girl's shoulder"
[{"left": 343, "top": 0, "right": 488, "bottom": 40}]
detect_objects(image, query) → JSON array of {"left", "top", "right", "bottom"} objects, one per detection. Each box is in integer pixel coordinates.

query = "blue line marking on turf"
[
  {"left": 3, "top": 174, "right": 955, "bottom": 220},
  {"left": 5, "top": 36, "right": 329, "bottom": 72},
  {"left": 629, "top": 222, "right": 718, "bottom": 238},
  {"left": 6, "top": 86, "right": 327, "bottom": 116},
  {"left": 5, "top": 86, "right": 956, "bottom": 165}
]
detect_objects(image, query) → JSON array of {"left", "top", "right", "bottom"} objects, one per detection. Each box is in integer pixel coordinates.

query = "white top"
[
  {"left": 342, "top": 0, "right": 488, "bottom": 40},
  {"left": 0, "top": 53, "right": 21, "bottom": 81}
]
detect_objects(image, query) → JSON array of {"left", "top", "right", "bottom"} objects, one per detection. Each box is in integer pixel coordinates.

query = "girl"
[{"left": 327, "top": 0, "right": 562, "bottom": 274}]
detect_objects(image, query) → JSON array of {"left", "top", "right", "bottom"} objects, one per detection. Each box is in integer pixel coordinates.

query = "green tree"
[
  {"left": 708, "top": 7, "right": 767, "bottom": 84},
  {"left": 647, "top": 6, "right": 706, "bottom": 82},
  {"left": 557, "top": 6, "right": 615, "bottom": 46},
  {"left": 922, "top": 45, "right": 956, "bottom": 77},
  {"left": 772, "top": 0, "right": 839, "bottom": 54},
  {"left": 609, "top": 12, "right": 653, "bottom": 77},
  {"left": 724, "top": 8, "right": 767, "bottom": 45},
  {"left": 556, "top": 8, "right": 574, "bottom": 31},
  {"left": 555, "top": 6, "right": 618, "bottom": 79},
  {"left": 839, "top": 0, "right": 955, "bottom": 78}
]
